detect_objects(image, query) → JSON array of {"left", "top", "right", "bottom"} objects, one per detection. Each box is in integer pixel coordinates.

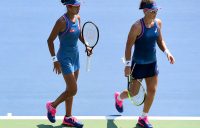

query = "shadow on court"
[
  {"left": 134, "top": 124, "right": 144, "bottom": 128},
  {"left": 37, "top": 124, "right": 64, "bottom": 128},
  {"left": 107, "top": 120, "right": 142, "bottom": 128},
  {"left": 37, "top": 124, "right": 54, "bottom": 128},
  {"left": 106, "top": 115, "right": 121, "bottom": 128},
  {"left": 107, "top": 119, "right": 118, "bottom": 128},
  {"left": 106, "top": 115, "right": 144, "bottom": 128}
]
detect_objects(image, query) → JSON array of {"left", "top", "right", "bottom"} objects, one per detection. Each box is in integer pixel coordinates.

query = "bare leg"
[
  {"left": 143, "top": 75, "right": 158, "bottom": 113},
  {"left": 120, "top": 79, "right": 141, "bottom": 99},
  {"left": 65, "top": 70, "right": 79, "bottom": 117},
  {"left": 51, "top": 72, "right": 78, "bottom": 109},
  {"left": 119, "top": 90, "right": 129, "bottom": 99}
]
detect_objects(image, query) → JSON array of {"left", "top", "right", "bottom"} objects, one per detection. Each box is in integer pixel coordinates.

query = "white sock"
[
  {"left": 65, "top": 116, "right": 72, "bottom": 119},
  {"left": 117, "top": 95, "right": 123, "bottom": 101},
  {"left": 141, "top": 112, "right": 148, "bottom": 118}
]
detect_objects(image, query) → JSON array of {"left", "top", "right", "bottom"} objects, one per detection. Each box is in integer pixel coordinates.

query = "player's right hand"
[
  {"left": 53, "top": 61, "right": 62, "bottom": 74},
  {"left": 124, "top": 66, "right": 131, "bottom": 77}
]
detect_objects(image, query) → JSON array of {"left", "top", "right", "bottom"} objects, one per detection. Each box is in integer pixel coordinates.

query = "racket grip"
[
  {"left": 127, "top": 75, "right": 131, "bottom": 83},
  {"left": 86, "top": 56, "right": 91, "bottom": 72}
]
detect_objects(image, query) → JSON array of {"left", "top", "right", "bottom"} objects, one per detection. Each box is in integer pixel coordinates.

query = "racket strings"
[
  {"left": 83, "top": 24, "right": 98, "bottom": 47},
  {"left": 127, "top": 64, "right": 146, "bottom": 106},
  {"left": 131, "top": 86, "right": 145, "bottom": 104},
  {"left": 128, "top": 78, "right": 146, "bottom": 106}
]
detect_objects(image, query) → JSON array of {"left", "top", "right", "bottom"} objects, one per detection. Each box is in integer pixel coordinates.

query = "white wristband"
[
  {"left": 164, "top": 49, "right": 170, "bottom": 56},
  {"left": 52, "top": 56, "right": 58, "bottom": 62},
  {"left": 125, "top": 60, "right": 131, "bottom": 67},
  {"left": 122, "top": 57, "right": 131, "bottom": 67},
  {"left": 85, "top": 41, "right": 89, "bottom": 46}
]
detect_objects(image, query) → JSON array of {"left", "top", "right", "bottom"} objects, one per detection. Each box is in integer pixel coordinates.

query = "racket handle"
[
  {"left": 86, "top": 56, "right": 91, "bottom": 72},
  {"left": 127, "top": 75, "right": 131, "bottom": 90},
  {"left": 127, "top": 75, "right": 131, "bottom": 83}
]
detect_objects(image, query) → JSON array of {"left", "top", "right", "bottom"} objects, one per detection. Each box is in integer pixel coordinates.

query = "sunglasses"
[{"left": 148, "top": 9, "right": 158, "bottom": 14}]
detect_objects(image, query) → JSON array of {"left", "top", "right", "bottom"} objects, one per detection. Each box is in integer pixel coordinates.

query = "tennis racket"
[
  {"left": 127, "top": 64, "right": 146, "bottom": 106},
  {"left": 82, "top": 21, "right": 99, "bottom": 72}
]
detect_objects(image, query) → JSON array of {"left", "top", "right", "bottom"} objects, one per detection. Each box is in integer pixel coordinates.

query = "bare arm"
[
  {"left": 124, "top": 21, "right": 141, "bottom": 76},
  {"left": 77, "top": 15, "right": 85, "bottom": 44},
  {"left": 47, "top": 18, "right": 65, "bottom": 56},
  {"left": 156, "top": 19, "right": 175, "bottom": 64},
  {"left": 77, "top": 15, "right": 92, "bottom": 55},
  {"left": 47, "top": 17, "right": 65, "bottom": 74},
  {"left": 156, "top": 19, "right": 167, "bottom": 52}
]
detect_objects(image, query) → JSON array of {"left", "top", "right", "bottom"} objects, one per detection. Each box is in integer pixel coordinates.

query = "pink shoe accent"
[
  {"left": 138, "top": 116, "right": 149, "bottom": 126},
  {"left": 63, "top": 116, "right": 77, "bottom": 122},
  {"left": 62, "top": 120, "right": 74, "bottom": 126},
  {"left": 115, "top": 92, "right": 123, "bottom": 107},
  {"left": 62, "top": 116, "right": 82, "bottom": 127},
  {"left": 46, "top": 102, "right": 56, "bottom": 116}
]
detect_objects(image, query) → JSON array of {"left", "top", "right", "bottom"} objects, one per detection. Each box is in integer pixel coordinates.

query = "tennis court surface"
[{"left": 0, "top": 116, "right": 200, "bottom": 128}]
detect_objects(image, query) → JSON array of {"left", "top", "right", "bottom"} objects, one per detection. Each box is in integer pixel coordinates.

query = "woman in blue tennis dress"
[
  {"left": 114, "top": 0, "right": 175, "bottom": 128},
  {"left": 46, "top": 0, "right": 91, "bottom": 127}
]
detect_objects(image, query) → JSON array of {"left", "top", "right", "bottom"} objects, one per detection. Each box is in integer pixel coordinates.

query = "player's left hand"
[
  {"left": 167, "top": 53, "right": 175, "bottom": 64},
  {"left": 85, "top": 46, "right": 92, "bottom": 56}
]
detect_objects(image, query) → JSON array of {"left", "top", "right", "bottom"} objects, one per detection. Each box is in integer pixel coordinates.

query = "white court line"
[{"left": 0, "top": 116, "right": 200, "bottom": 120}]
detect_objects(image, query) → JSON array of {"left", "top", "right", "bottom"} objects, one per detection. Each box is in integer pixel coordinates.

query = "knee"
[
  {"left": 70, "top": 88, "right": 77, "bottom": 96},
  {"left": 147, "top": 87, "right": 157, "bottom": 95},
  {"left": 65, "top": 87, "right": 77, "bottom": 97}
]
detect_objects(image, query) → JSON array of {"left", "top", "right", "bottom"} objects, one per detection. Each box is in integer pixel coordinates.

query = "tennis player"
[
  {"left": 114, "top": 0, "right": 175, "bottom": 128},
  {"left": 46, "top": 0, "right": 91, "bottom": 127}
]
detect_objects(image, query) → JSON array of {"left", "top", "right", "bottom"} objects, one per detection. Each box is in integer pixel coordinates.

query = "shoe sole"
[{"left": 62, "top": 123, "right": 83, "bottom": 128}]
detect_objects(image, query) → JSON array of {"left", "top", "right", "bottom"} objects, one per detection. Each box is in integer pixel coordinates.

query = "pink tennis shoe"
[
  {"left": 114, "top": 92, "right": 123, "bottom": 113},
  {"left": 46, "top": 101, "right": 56, "bottom": 123}
]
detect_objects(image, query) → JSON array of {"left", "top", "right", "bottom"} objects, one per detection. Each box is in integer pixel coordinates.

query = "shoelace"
[
  {"left": 70, "top": 117, "right": 78, "bottom": 123},
  {"left": 117, "top": 100, "right": 123, "bottom": 107},
  {"left": 144, "top": 118, "right": 150, "bottom": 124},
  {"left": 48, "top": 106, "right": 56, "bottom": 116},
  {"left": 140, "top": 117, "right": 149, "bottom": 124}
]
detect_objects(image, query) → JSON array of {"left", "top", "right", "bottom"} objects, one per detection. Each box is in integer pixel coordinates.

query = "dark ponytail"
[{"left": 61, "top": 0, "right": 70, "bottom": 5}]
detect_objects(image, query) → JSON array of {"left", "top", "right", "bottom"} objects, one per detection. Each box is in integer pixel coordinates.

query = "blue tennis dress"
[
  {"left": 57, "top": 14, "right": 80, "bottom": 75},
  {"left": 133, "top": 18, "right": 159, "bottom": 64},
  {"left": 131, "top": 18, "right": 159, "bottom": 79}
]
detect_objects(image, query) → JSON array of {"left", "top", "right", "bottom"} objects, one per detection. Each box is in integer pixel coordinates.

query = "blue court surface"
[{"left": 0, "top": 0, "right": 200, "bottom": 117}]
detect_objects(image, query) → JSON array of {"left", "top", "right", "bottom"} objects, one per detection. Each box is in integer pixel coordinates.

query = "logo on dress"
[
  {"left": 155, "top": 28, "right": 157, "bottom": 33},
  {"left": 70, "top": 29, "right": 75, "bottom": 32}
]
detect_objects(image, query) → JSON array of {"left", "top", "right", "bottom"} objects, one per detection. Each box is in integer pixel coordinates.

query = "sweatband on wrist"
[
  {"left": 125, "top": 60, "right": 131, "bottom": 67},
  {"left": 52, "top": 56, "right": 58, "bottom": 62},
  {"left": 164, "top": 49, "right": 170, "bottom": 56}
]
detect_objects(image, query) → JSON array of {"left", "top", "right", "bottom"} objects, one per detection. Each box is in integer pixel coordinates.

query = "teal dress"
[{"left": 57, "top": 14, "right": 81, "bottom": 75}]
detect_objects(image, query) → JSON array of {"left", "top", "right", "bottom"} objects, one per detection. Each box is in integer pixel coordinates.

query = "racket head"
[
  {"left": 127, "top": 76, "right": 146, "bottom": 106},
  {"left": 82, "top": 21, "right": 99, "bottom": 48}
]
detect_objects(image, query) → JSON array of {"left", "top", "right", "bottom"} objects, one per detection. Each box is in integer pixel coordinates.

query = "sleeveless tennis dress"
[
  {"left": 57, "top": 14, "right": 81, "bottom": 75},
  {"left": 131, "top": 18, "right": 159, "bottom": 79}
]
